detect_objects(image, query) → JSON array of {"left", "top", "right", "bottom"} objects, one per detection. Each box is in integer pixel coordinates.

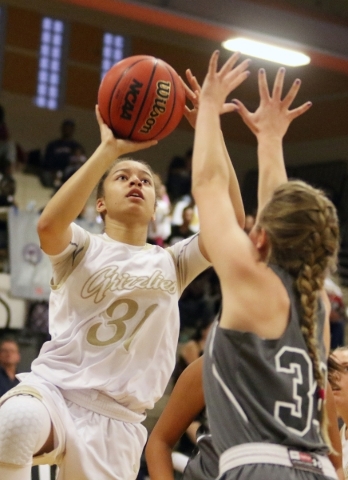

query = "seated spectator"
[
  {"left": 147, "top": 173, "right": 172, "bottom": 247},
  {"left": 0, "top": 105, "right": 18, "bottom": 169},
  {"left": 167, "top": 205, "right": 195, "bottom": 246},
  {"left": 0, "top": 337, "right": 20, "bottom": 397},
  {"left": 171, "top": 194, "right": 199, "bottom": 234},
  {"left": 328, "top": 347, "right": 348, "bottom": 478},
  {"left": 172, "top": 317, "right": 213, "bottom": 385},
  {"left": 0, "top": 156, "right": 16, "bottom": 207},
  {"left": 166, "top": 154, "right": 191, "bottom": 203},
  {"left": 41, "top": 119, "right": 84, "bottom": 187},
  {"left": 178, "top": 271, "right": 215, "bottom": 334},
  {"left": 61, "top": 145, "right": 87, "bottom": 182},
  {"left": 325, "top": 276, "right": 347, "bottom": 349}
]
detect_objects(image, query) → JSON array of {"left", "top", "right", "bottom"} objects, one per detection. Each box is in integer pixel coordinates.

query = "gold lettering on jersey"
[
  {"left": 87, "top": 298, "right": 137, "bottom": 346},
  {"left": 86, "top": 298, "right": 159, "bottom": 349},
  {"left": 81, "top": 266, "right": 177, "bottom": 303}
]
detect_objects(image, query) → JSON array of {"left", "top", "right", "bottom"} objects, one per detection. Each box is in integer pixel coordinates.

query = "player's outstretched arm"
[
  {"left": 233, "top": 67, "right": 312, "bottom": 218},
  {"left": 183, "top": 68, "right": 245, "bottom": 228},
  {"left": 145, "top": 357, "right": 205, "bottom": 480},
  {"left": 37, "top": 106, "right": 157, "bottom": 255}
]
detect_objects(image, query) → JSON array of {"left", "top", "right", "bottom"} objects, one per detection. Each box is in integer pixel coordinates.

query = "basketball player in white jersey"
[{"left": 0, "top": 61, "right": 251, "bottom": 480}]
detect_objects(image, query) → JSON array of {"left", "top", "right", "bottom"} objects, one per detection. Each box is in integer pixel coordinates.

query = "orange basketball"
[{"left": 98, "top": 55, "right": 186, "bottom": 142}]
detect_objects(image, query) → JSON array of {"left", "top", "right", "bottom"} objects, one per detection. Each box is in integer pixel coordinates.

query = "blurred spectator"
[
  {"left": 179, "top": 271, "right": 215, "bottom": 334},
  {"left": 325, "top": 276, "right": 347, "bottom": 349},
  {"left": 0, "top": 156, "right": 16, "bottom": 207},
  {"left": 147, "top": 173, "right": 171, "bottom": 247},
  {"left": 167, "top": 205, "right": 195, "bottom": 246},
  {"left": 171, "top": 194, "right": 199, "bottom": 234},
  {"left": 54, "top": 145, "right": 87, "bottom": 191},
  {"left": 0, "top": 105, "right": 24, "bottom": 169},
  {"left": 0, "top": 338, "right": 20, "bottom": 397},
  {"left": 172, "top": 318, "right": 213, "bottom": 385},
  {"left": 166, "top": 148, "right": 192, "bottom": 203},
  {"left": 0, "top": 105, "right": 17, "bottom": 165},
  {"left": 26, "top": 300, "right": 49, "bottom": 349},
  {"left": 41, "top": 119, "right": 84, "bottom": 187},
  {"left": 328, "top": 347, "right": 348, "bottom": 478}
]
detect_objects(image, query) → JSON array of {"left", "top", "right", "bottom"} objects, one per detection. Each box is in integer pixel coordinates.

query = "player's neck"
[{"left": 104, "top": 221, "right": 148, "bottom": 246}]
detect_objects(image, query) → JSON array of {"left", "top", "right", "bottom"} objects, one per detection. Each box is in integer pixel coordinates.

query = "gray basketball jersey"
[
  {"left": 203, "top": 264, "right": 328, "bottom": 459},
  {"left": 183, "top": 425, "right": 219, "bottom": 480}
]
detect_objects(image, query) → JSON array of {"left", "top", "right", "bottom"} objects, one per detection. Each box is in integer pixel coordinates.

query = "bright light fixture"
[{"left": 222, "top": 37, "right": 310, "bottom": 67}]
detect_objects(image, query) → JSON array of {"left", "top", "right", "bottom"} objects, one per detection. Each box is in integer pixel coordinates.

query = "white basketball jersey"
[{"left": 31, "top": 223, "right": 210, "bottom": 413}]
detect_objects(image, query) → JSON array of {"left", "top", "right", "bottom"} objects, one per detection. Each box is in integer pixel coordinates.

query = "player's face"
[
  {"left": 97, "top": 160, "right": 156, "bottom": 224},
  {"left": 331, "top": 350, "right": 348, "bottom": 418}
]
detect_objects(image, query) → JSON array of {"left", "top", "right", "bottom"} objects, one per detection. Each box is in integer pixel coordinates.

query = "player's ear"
[{"left": 96, "top": 197, "right": 106, "bottom": 214}]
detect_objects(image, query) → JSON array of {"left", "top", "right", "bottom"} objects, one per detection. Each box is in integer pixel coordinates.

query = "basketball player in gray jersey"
[{"left": 191, "top": 51, "right": 343, "bottom": 480}]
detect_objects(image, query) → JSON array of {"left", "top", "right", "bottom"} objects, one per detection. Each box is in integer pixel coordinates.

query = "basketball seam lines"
[
  {"left": 128, "top": 59, "right": 158, "bottom": 140},
  {"left": 109, "top": 58, "right": 147, "bottom": 137}
]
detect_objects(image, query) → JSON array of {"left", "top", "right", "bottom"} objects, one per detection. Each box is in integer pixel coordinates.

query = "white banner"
[{"left": 8, "top": 208, "right": 103, "bottom": 301}]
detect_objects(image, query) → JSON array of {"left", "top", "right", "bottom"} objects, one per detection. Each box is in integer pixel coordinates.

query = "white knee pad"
[{"left": 0, "top": 395, "right": 52, "bottom": 466}]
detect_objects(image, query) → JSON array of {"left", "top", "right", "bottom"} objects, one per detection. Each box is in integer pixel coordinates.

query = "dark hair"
[
  {"left": 0, "top": 337, "right": 19, "bottom": 349},
  {"left": 62, "top": 119, "right": 75, "bottom": 127}
]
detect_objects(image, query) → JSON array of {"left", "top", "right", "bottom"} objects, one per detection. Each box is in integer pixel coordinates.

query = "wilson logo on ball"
[
  {"left": 120, "top": 79, "right": 144, "bottom": 121},
  {"left": 139, "top": 80, "right": 171, "bottom": 134},
  {"left": 98, "top": 55, "right": 186, "bottom": 141}
]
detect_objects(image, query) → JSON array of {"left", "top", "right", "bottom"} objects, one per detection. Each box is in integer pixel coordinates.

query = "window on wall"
[
  {"left": 35, "top": 17, "right": 65, "bottom": 110},
  {"left": 101, "top": 33, "right": 125, "bottom": 79}
]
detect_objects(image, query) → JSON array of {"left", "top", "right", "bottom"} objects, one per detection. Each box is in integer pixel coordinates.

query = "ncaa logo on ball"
[{"left": 120, "top": 79, "right": 143, "bottom": 121}]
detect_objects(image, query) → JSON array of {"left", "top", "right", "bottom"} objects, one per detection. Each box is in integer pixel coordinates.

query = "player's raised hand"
[
  {"left": 232, "top": 67, "right": 312, "bottom": 140},
  {"left": 183, "top": 67, "right": 242, "bottom": 129},
  {"left": 95, "top": 105, "right": 157, "bottom": 156},
  {"left": 199, "top": 50, "right": 250, "bottom": 111}
]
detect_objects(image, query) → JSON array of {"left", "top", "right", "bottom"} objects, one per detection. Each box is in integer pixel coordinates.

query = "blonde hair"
[{"left": 258, "top": 180, "right": 340, "bottom": 449}]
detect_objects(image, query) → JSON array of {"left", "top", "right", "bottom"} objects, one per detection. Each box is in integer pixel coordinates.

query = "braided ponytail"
[{"left": 258, "top": 180, "right": 339, "bottom": 449}]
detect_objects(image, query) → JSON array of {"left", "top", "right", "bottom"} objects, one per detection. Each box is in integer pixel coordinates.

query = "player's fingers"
[
  {"left": 288, "top": 101, "right": 312, "bottom": 121},
  {"left": 208, "top": 50, "right": 220, "bottom": 76},
  {"left": 226, "top": 70, "right": 250, "bottom": 92},
  {"left": 258, "top": 69, "right": 271, "bottom": 102},
  {"left": 95, "top": 105, "right": 103, "bottom": 125},
  {"left": 184, "top": 105, "right": 191, "bottom": 115},
  {"left": 220, "top": 51, "right": 241, "bottom": 76},
  {"left": 282, "top": 79, "right": 301, "bottom": 110},
  {"left": 232, "top": 99, "right": 251, "bottom": 119},
  {"left": 181, "top": 77, "right": 196, "bottom": 102},
  {"left": 221, "top": 103, "right": 239, "bottom": 115},
  {"left": 272, "top": 67, "right": 286, "bottom": 101},
  {"left": 186, "top": 69, "right": 201, "bottom": 93}
]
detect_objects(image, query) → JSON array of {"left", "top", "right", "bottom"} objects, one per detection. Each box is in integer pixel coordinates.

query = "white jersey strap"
[{"left": 219, "top": 443, "right": 337, "bottom": 479}]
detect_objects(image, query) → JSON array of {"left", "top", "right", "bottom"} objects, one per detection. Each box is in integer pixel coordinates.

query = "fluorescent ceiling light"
[{"left": 222, "top": 37, "right": 310, "bottom": 67}]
